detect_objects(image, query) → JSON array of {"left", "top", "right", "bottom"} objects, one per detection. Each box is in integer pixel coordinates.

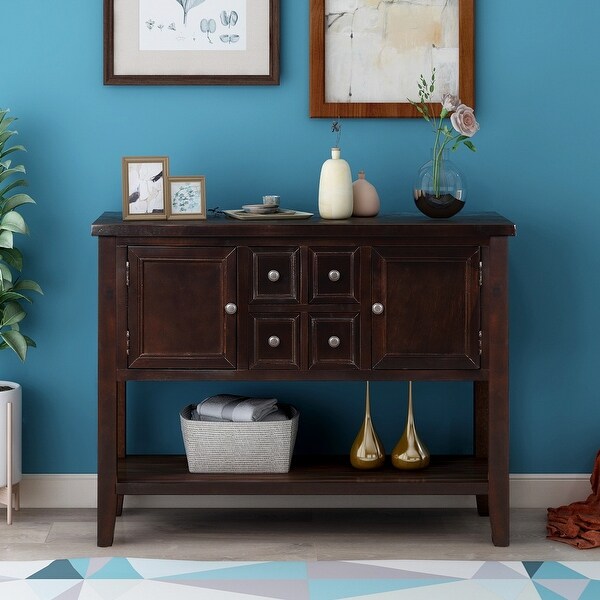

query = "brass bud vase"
[
  {"left": 350, "top": 381, "right": 385, "bottom": 469},
  {"left": 391, "top": 381, "right": 430, "bottom": 470}
]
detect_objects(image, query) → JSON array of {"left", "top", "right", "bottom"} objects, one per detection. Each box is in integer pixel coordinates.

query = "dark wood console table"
[{"left": 92, "top": 212, "right": 515, "bottom": 547}]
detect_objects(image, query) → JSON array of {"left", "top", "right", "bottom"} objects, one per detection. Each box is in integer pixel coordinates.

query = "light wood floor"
[{"left": 0, "top": 508, "right": 592, "bottom": 561}]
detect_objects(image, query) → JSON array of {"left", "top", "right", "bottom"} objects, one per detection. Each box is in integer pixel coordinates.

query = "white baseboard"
[{"left": 17, "top": 473, "right": 591, "bottom": 510}]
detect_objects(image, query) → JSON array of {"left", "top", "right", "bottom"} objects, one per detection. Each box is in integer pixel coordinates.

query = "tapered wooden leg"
[
  {"left": 486, "top": 237, "right": 510, "bottom": 547},
  {"left": 97, "top": 237, "right": 119, "bottom": 547},
  {"left": 476, "top": 494, "right": 489, "bottom": 516},
  {"left": 488, "top": 375, "right": 510, "bottom": 546},
  {"left": 474, "top": 382, "right": 489, "bottom": 516},
  {"left": 97, "top": 380, "right": 118, "bottom": 546},
  {"left": 116, "top": 381, "right": 126, "bottom": 518},
  {"left": 97, "top": 491, "right": 118, "bottom": 547}
]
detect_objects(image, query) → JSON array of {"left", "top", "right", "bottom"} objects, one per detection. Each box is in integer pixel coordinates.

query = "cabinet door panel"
[
  {"left": 128, "top": 246, "right": 236, "bottom": 369},
  {"left": 372, "top": 247, "right": 481, "bottom": 369}
]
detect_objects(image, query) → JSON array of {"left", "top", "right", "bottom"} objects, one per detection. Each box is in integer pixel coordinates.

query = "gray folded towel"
[
  {"left": 196, "top": 394, "right": 279, "bottom": 422},
  {"left": 192, "top": 406, "right": 290, "bottom": 422}
]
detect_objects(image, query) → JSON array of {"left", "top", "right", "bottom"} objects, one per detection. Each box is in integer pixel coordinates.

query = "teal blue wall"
[{"left": 4, "top": 1, "right": 599, "bottom": 475}]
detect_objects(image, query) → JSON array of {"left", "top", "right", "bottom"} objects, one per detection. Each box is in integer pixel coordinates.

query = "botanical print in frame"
[
  {"left": 167, "top": 176, "right": 206, "bottom": 220},
  {"left": 309, "top": 0, "right": 474, "bottom": 118},
  {"left": 104, "top": 0, "right": 280, "bottom": 85},
  {"left": 122, "top": 157, "right": 169, "bottom": 220},
  {"left": 140, "top": 0, "right": 247, "bottom": 52}
]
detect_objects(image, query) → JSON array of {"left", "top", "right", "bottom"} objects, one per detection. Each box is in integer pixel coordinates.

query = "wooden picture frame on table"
[
  {"left": 104, "top": 0, "right": 280, "bottom": 85},
  {"left": 167, "top": 176, "right": 207, "bottom": 220},
  {"left": 309, "top": 0, "right": 474, "bottom": 118},
  {"left": 122, "top": 156, "right": 169, "bottom": 220}
]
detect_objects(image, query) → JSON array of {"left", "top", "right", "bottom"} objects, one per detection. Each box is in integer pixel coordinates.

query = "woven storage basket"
[{"left": 180, "top": 403, "right": 299, "bottom": 473}]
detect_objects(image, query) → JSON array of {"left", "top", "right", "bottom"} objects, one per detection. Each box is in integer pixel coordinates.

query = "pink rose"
[
  {"left": 450, "top": 104, "right": 479, "bottom": 137},
  {"left": 441, "top": 94, "right": 460, "bottom": 112}
]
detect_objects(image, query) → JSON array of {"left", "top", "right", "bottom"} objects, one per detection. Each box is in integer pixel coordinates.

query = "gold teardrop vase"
[
  {"left": 391, "top": 381, "right": 430, "bottom": 470},
  {"left": 350, "top": 381, "right": 385, "bottom": 470}
]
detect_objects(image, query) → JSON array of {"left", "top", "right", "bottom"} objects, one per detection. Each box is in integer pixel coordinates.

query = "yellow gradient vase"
[
  {"left": 391, "top": 381, "right": 430, "bottom": 470},
  {"left": 350, "top": 381, "right": 385, "bottom": 470}
]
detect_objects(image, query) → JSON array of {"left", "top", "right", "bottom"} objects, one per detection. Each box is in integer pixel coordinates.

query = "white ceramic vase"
[
  {"left": 318, "top": 147, "right": 353, "bottom": 219},
  {"left": 0, "top": 382, "right": 22, "bottom": 488}
]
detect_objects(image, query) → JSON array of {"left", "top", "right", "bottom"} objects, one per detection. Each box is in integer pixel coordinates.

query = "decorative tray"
[{"left": 224, "top": 209, "right": 313, "bottom": 220}]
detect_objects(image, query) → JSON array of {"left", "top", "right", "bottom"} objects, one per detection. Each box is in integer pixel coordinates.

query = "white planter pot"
[{"left": 0, "top": 382, "right": 22, "bottom": 487}]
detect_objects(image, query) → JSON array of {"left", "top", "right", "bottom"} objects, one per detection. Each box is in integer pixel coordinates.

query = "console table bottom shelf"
[{"left": 116, "top": 455, "right": 490, "bottom": 496}]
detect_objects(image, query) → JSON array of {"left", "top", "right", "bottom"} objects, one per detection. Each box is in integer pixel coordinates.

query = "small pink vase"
[{"left": 352, "top": 171, "right": 380, "bottom": 217}]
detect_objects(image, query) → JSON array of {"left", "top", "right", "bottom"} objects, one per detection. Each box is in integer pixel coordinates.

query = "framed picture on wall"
[
  {"left": 122, "top": 156, "right": 169, "bottom": 220},
  {"left": 309, "top": 0, "right": 474, "bottom": 118},
  {"left": 167, "top": 176, "right": 207, "bottom": 220},
  {"left": 104, "top": 0, "right": 280, "bottom": 85}
]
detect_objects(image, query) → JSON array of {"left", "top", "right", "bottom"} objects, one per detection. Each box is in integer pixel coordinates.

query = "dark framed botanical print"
[{"left": 105, "top": 0, "right": 280, "bottom": 85}]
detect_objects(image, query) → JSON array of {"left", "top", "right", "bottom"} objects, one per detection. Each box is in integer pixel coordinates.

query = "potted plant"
[{"left": 0, "top": 108, "right": 42, "bottom": 523}]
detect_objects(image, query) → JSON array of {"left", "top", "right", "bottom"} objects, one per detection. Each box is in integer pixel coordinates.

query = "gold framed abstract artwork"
[{"left": 309, "top": 0, "right": 474, "bottom": 118}]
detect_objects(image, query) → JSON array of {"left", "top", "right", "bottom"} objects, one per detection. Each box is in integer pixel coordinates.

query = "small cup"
[{"left": 262, "top": 195, "right": 280, "bottom": 207}]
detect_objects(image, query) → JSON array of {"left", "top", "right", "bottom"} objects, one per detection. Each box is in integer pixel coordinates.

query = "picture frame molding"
[
  {"left": 309, "top": 0, "right": 474, "bottom": 118},
  {"left": 122, "top": 156, "right": 169, "bottom": 221},
  {"left": 104, "top": 0, "right": 280, "bottom": 86},
  {"left": 167, "top": 176, "right": 207, "bottom": 220}
]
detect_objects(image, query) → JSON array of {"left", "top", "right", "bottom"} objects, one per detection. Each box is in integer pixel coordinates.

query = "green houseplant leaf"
[
  {"left": 1, "top": 211, "right": 28, "bottom": 234},
  {"left": 0, "top": 109, "right": 42, "bottom": 361},
  {"left": 1, "top": 329, "right": 28, "bottom": 362},
  {"left": 1, "top": 301, "right": 26, "bottom": 327}
]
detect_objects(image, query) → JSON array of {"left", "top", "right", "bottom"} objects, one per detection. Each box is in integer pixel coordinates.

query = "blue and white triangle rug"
[{"left": 0, "top": 558, "right": 599, "bottom": 599}]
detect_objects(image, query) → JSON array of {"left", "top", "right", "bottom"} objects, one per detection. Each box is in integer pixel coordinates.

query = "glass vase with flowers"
[{"left": 410, "top": 70, "right": 480, "bottom": 218}]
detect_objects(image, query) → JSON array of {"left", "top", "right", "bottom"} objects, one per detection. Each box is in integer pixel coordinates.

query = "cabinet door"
[
  {"left": 128, "top": 246, "right": 237, "bottom": 369},
  {"left": 372, "top": 247, "right": 481, "bottom": 369}
]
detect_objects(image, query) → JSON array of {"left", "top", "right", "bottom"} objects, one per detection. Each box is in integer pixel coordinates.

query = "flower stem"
[{"left": 432, "top": 105, "right": 444, "bottom": 197}]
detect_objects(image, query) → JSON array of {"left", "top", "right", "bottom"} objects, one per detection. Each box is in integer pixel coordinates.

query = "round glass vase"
[{"left": 413, "top": 151, "right": 467, "bottom": 218}]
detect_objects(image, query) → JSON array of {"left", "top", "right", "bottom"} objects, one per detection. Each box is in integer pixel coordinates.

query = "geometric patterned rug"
[{"left": 1, "top": 558, "right": 600, "bottom": 599}]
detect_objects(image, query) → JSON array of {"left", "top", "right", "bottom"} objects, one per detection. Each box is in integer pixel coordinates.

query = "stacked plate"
[{"left": 241, "top": 204, "right": 280, "bottom": 215}]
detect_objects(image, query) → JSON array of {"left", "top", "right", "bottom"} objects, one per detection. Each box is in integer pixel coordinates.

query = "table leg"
[{"left": 486, "top": 237, "right": 510, "bottom": 547}]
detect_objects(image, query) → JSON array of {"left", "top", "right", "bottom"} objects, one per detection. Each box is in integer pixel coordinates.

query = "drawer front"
[
  {"left": 249, "top": 314, "right": 300, "bottom": 370},
  {"left": 309, "top": 248, "right": 359, "bottom": 304},
  {"left": 309, "top": 313, "right": 360, "bottom": 370},
  {"left": 250, "top": 248, "right": 300, "bottom": 304}
]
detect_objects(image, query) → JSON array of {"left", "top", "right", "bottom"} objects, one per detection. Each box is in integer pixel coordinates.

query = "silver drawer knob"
[
  {"left": 328, "top": 269, "right": 341, "bottom": 282},
  {"left": 267, "top": 270, "right": 280, "bottom": 282},
  {"left": 328, "top": 336, "right": 340, "bottom": 348},
  {"left": 268, "top": 335, "right": 281, "bottom": 348},
  {"left": 224, "top": 303, "right": 237, "bottom": 315},
  {"left": 372, "top": 303, "right": 384, "bottom": 315}
]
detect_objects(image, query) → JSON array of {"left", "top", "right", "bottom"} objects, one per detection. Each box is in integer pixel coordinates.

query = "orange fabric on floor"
[{"left": 547, "top": 449, "right": 600, "bottom": 549}]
